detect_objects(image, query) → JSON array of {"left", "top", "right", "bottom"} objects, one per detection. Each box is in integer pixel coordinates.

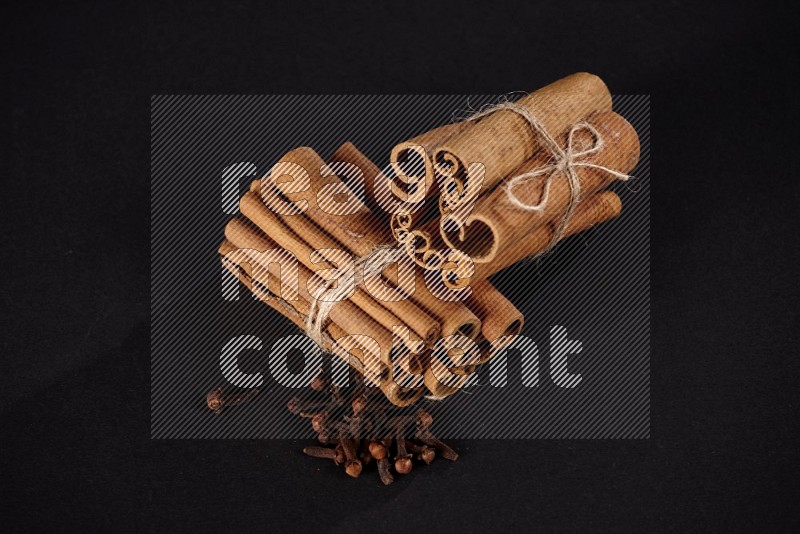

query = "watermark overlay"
[
  {"left": 218, "top": 326, "right": 585, "bottom": 390},
  {"left": 151, "top": 95, "right": 650, "bottom": 439}
]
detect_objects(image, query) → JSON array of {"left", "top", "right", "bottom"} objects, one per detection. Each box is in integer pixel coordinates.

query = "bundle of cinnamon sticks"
[{"left": 219, "top": 72, "right": 640, "bottom": 406}]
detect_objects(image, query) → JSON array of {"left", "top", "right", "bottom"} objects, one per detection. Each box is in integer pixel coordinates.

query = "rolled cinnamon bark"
[
  {"left": 238, "top": 189, "right": 439, "bottom": 346},
  {"left": 221, "top": 255, "right": 425, "bottom": 406},
  {"left": 220, "top": 233, "right": 425, "bottom": 406},
  {"left": 424, "top": 364, "right": 472, "bottom": 399},
  {"left": 389, "top": 121, "right": 472, "bottom": 202},
  {"left": 238, "top": 184, "right": 469, "bottom": 398},
  {"left": 433, "top": 73, "right": 612, "bottom": 207},
  {"left": 260, "top": 146, "right": 481, "bottom": 341},
  {"left": 424, "top": 359, "right": 476, "bottom": 400},
  {"left": 220, "top": 239, "right": 379, "bottom": 378},
  {"left": 390, "top": 225, "right": 525, "bottom": 354},
  {"left": 439, "top": 111, "right": 640, "bottom": 264},
  {"left": 225, "top": 218, "right": 395, "bottom": 365},
  {"left": 468, "top": 279, "right": 524, "bottom": 346},
  {"left": 328, "top": 141, "right": 390, "bottom": 224},
  {"left": 220, "top": 237, "right": 376, "bottom": 373},
  {"left": 388, "top": 200, "right": 440, "bottom": 243},
  {"left": 231, "top": 192, "right": 422, "bottom": 356},
  {"left": 307, "top": 144, "right": 480, "bottom": 397},
  {"left": 390, "top": 216, "right": 446, "bottom": 269},
  {"left": 220, "top": 239, "right": 309, "bottom": 331},
  {"left": 442, "top": 190, "right": 623, "bottom": 289},
  {"left": 332, "top": 142, "right": 440, "bottom": 271},
  {"left": 329, "top": 141, "right": 436, "bottom": 246},
  {"left": 423, "top": 338, "right": 480, "bottom": 398},
  {"left": 385, "top": 123, "right": 474, "bottom": 254},
  {"left": 257, "top": 148, "right": 441, "bottom": 342},
  {"left": 259, "top": 146, "right": 386, "bottom": 249}
]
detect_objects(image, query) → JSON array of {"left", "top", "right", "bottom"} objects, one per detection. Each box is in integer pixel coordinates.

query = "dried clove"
[
  {"left": 416, "top": 430, "right": 459, "bottom": 461},
  {"left": 351, "top": 395, "right": 367, "bottom": 416},
  {"left": 390, "top": 418, "right": 413, "bottom": 475},
  {"left": 209, "top": 372, "right": 460, "bottom": 484},
  {"left": 206, "top": 388, "right": 223, "bottom": 413},
  {"left": 311, "top": 413, "right": 327, "bottom": 434},
  {"left": 334, "top": 444, "right": 345, "bottom": 465},
  {"left": 206, "top": 387, "right": 259, "bottom": 414},
  {"left": 310, "top": 370, "right": 328, "bottom": 392},
  {"left": 419, "top": 446, "right": 436, "bottom": 464},
  {"left": 394, "top": 438, "right": 413, "bottom": 475},
  {"left": 283, "top": 370, "right": 458, "bottom": 484},
  {"left": 406, "top": 441, "right": 436, "bottom": 464},
  {"left": 303, "top": 446, "right": 338, "bottom": 462},
  {"left": 286, "top": 396, "right": 328, "bottom": 417},
  {"left": 377, "top": 457, "right": 394, "bottom": 486},
  {"left": 416, "top": 409, "right": 433, "bottom": 431},
  {"left": 368, "top": 440, "right": 388, "bottom": 460},
  {"left": 338, "top": 424, "right": 363, "bottom": 478}
]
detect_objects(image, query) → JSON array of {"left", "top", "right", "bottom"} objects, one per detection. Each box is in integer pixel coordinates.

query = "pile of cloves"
[
  {"left": 288, "top": 369, "right": 458, "bottom": 485},
  {"left": 206, "top": 368, "right": 458, "bottom": 485}
]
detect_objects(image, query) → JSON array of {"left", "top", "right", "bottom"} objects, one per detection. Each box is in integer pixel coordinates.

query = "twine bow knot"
[{"left": 468, "top": 100, "right": 632, "bottom": 254}]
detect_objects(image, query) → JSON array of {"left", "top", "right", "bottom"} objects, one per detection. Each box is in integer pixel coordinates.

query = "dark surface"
[{"left": 2, "top": 0, "right": 798, "bottom": 531}]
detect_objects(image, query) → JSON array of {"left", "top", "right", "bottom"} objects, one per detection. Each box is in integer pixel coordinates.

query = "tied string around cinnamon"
[
  {"left": 305, "top": 243, "right": 407, "bottom": 348},
  {"left": 466, "top": 101, "right": 632, "bottom": 255}
]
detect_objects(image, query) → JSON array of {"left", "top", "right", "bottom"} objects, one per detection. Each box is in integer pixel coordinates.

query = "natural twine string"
[
  {"left": 466, "top": 101, "right": 632, "bottom": 254},
  {"left": 306, "top": 100, "right": 633, "bottom": 346},
  {"left": 304, "top": 243, "right": 407, "bottom": 346}
]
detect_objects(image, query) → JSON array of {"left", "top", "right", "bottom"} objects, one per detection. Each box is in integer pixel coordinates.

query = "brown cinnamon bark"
[
  {"left": 388, "top": 203, "right": 438, "bottom": 242},
  {"left": 255, "top": 148, "right": 442, "bottom": 343},
  {"left": 439, "top": 111, "right": 639, "bottom": 264},
  {"left": 389, "top": 121, "right": 472, "bottom": 202},
  {"left": 423, "top": 350, "right": 478, "bottom": 398},
  {"left": 467, "top": 279, "right": 524, "bottom": 346},
  {"left": 220, "top": 239, "right": 376, "bottom": 372},
  {"left": 442, "top": 190, "right": 623, "bottom": 289},
  {"left": 332, "top": 145, "right": 484, "bottom": 339},
  {"left": 330, "top": 141, "right": 442, "bottom": 250},
  {"left": 330, "top": 141, "right": 438, "bottom": 255},
  {"left": 390, "top": 215, "right": 446, "bottom": 269},
  {"left": 225, "top": 218, "right": 394, "bottom": 371},
  {"left": 433, "top": 73, "right": 613, "bottom": 206},
  {"left": 265, "top": 148, "right": 479, "bottom": 397},
  {"left": 327, "top": 141, "right": 389, "bottom": 223},
  {"left": 238, "top": 189, "right": 439, "bottom": 346},
  {"left": 220, "top": 232, "right": 425, "bottom": 407},
  {"left": 220, "top": 239, "right": 309, "bottom": 330},
  {"left": 258, "top": 146, "right": 482, "bottom": 342},
  {"left": 220, "top": 238, "right": 370, "bottom": 371}
]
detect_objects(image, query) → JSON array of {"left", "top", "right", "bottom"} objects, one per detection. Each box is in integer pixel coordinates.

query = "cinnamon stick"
[
  {"left": 259, "top": 146, "right": 482, "bottom": 341},
  {"left": 219, "top": 239, "right": 371, "bottom": 373},
  {"left": 238, "top": 189, "right": 438, "bottom": 346},
  {"left": 225, "top": 219, "right": 391, "bottom": 369},
  {"left": 439, "top": 111, "right": 639, "bottom": 264},
  {"left": 442, "top": 190, "right": 623, "bottom": 289},
  {"left": 389, "top": 121, "right": 472, "bottom": 202},
  {"left": 221, "top": 232, "right": 425, "bottom": 407},
  {"left": 327, "top": 141, "right": 389, "bottom": 223},
  {"left": 433, "top": 73, "right": 612, "bottom": 206},
  {"left": 423, "top": 342, "right": 480, "bottom": 398},
  {"left": 468, "top": 279, "right": 524, "bottom": 346},
  {"left": 254, "top": 148, "right": 442, "bottom": 342}
]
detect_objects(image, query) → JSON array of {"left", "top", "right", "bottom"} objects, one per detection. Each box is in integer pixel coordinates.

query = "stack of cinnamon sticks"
[{"left": 219, "top": 72, "right": 640, "bottom": 406}]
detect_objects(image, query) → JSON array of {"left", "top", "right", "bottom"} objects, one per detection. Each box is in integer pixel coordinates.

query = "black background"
[{"left": 2, "top": 0, "right": 798, "bottom": 531}]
